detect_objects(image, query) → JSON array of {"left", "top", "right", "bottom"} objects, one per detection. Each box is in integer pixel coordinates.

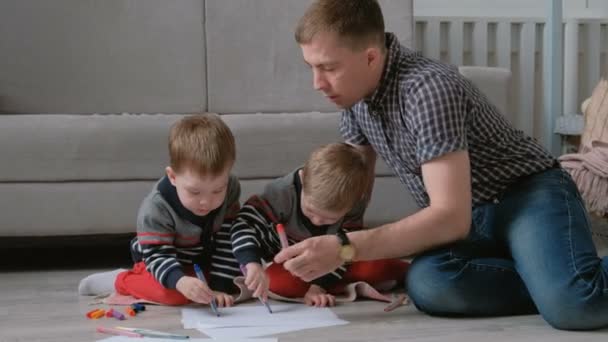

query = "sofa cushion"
[
  {"left": 0, "top": 114, "right": 176, "bottom": 182},
  {"left": 0, "top": 112, "right": 395, "bottom": 182},
  {"left": 0, "top": 175, "right": 416, "bottom": 237},
  {"left": 0, "top": 112, "right": 413, "bottom": 237},
  {"left": 227, "top": 112, "right": 394, "bottom": 179}
]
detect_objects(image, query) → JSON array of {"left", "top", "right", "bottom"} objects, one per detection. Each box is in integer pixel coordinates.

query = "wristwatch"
[{"left": 336, "top": 230, "right": 356, "bottom": 262}]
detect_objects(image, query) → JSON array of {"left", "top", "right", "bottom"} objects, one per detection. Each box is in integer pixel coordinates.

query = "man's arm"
[
  {"left": 349, "top": 149, "right": 471, "bottom": 260},
  {"left": 275, "top": 149, "right": 472, "bottom": 281}
]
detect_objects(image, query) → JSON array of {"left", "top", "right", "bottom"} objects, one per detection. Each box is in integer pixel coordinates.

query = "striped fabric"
[{"left": 230, "top": 196, "right": 347, "bottom": 289}]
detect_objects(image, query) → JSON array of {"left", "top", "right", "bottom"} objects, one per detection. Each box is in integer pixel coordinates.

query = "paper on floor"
[
  {"left": 99, "top": 337, "right": 277, "bottom": 342},
  {"left": 182, "top": 302, "right": 348, "bottom": 338}
]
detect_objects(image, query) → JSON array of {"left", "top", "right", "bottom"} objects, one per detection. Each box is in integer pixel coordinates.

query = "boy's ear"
[{"left": 166, "top": 166, "right": 177, "bottom": 186}]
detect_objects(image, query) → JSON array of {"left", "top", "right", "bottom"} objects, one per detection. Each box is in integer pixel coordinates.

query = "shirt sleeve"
[
  {"left": 230, "top": 195, "right": 279, "bottom": 266},
  {"left": 409, "top": 74, "right": 469, "bottom": 165},
  {"left": 311, "top": 265, "right": 348, "bottom": 290},
  {"left": 136, "top": 196, "right": 184, "bottom": 289},
  {"left": 340, "top": 109, "right": 370, "bottom": 145},
  {"left": 209, "top": 176, "right": 242, "bottom": 293}
]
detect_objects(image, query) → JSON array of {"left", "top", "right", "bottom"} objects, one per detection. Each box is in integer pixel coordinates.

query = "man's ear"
[{"left": 166, "top": 166, "right": 177, "bottom": 186}]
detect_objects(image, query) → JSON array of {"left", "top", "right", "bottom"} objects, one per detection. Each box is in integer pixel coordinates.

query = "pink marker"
[{"left": 276, "top": 223, "right": 289, "bottom": 249}]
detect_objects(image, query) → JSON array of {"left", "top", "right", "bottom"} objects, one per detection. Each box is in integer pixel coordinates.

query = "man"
[{"left": 274, "top": 0, "right": 608, "bottom": 330}]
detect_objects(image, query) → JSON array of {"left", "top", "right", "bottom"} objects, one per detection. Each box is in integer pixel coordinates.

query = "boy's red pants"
[
  {"left": 267, "top": 259, "right": 409, "bottom": 298},
  {"left": 115, "top": 262, "right": 196, "bottom": 306},
  {"left": 115, "top": 259, "right": 409, "bottom": 305}
]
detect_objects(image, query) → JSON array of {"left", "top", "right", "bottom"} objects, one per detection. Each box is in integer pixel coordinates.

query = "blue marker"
[
  {"left": 240, "top": 265, "right": 273, "bottom": 314},
  {"left": 193, "top": 264, "right": 220, "bottom": 317}
]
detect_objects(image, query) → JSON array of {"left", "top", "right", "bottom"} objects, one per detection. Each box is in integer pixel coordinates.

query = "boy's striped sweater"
[{"left": 230, "top": 168, "right": 368, "bottom": 289}]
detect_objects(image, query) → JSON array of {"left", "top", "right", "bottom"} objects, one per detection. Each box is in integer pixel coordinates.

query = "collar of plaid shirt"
[{"left": 366, "top": 32, "right": 402, "bottom": 110}]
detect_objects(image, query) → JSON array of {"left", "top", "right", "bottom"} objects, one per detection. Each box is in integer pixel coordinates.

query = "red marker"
[{"left": 276, "top": 223, "right": 289, "bottom": 249}]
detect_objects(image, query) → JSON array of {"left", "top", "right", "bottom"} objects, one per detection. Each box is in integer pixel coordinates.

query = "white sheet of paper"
[
  {"left": 198, "top": 321, "right": 348, "bottom": 339},
  {"left": 182, "top": 303, "right": 348, "bottom": 330},
  {"left": 182, "top": 303, "right": 349, "bottom": 338},
  {"left": 99, "top": 337, "right": 277, "bottom": 342}
]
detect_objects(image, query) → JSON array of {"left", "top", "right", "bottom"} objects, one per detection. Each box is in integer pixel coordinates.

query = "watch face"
[{"left": 340, "top": 245, "right": 355, "bottom": 261}]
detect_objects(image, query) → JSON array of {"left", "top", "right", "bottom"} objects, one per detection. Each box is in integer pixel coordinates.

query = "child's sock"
[{"left": 78, "top": 268, "right": 125, "bottom": 296}]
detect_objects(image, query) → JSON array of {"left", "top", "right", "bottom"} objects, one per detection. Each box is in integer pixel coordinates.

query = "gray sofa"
[{"left": 0, "top": 1, "right": 510, "bottom": 242}]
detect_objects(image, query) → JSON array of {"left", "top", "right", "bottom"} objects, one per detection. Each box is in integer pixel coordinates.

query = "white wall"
[{"left": 414, "top": 0, "right": 608, "bottom": 19}]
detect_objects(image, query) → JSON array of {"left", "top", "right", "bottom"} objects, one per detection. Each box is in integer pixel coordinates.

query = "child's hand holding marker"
[
  {"left": 240, "top": 264, "right": 273, "bottom": 313},
  {"left": 176, "top": 274, "right": 215, "bottom": 305},
  {"left": 192, "top": 263, "right": 226, "bottom": 316},
  {"left": 242, "top": 263, "right": 270, "bottom": 302}
]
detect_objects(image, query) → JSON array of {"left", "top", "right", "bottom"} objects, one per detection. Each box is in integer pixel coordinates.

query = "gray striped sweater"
[{"left": 130, "top": 174, "right": 242, "bottom": 293}]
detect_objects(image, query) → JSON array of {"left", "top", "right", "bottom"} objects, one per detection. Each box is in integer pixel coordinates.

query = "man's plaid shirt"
[{"left": 340, "top": 33, "right": 557, "bottom": 208}]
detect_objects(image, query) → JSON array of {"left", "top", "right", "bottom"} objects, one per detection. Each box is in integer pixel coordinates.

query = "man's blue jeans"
[{"left": 406, "top": 168, "right": 608, "bottom": 330}]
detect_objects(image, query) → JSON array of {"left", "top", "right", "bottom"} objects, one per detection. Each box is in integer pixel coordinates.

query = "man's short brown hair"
[
  {"left": 301, "top": 143, "right": 370, "bottom": 212},
  {"left": 295, "top": 0, "right": 385, "bottom": 51},
  {"left": 168, "top": 113, "right": 235, "bottom": 176}
]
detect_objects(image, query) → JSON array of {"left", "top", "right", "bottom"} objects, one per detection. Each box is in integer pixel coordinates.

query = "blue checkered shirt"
[{"left": 340, "top": 33, "right": 556, "bottom": 208}]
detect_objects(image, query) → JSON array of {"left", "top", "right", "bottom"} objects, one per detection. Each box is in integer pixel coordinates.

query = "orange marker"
[
  {"left": 90, "top": 309, "right": 106, "bottom": 319},
  {"left": 126, "top": 307, "right": 137, "bottom": 316},
  {"left": 86, "top": 308, "right": 104, "bottom": 318}
]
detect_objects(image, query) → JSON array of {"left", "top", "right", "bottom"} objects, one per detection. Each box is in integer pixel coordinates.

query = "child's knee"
[
  {"left": 346, "top": 259, "right": 409, "bottom": 283},
  {"left": 157, "top": 293, "right": 190, "bottom": 306},
  {"left": 266, "top": 263, "right": 309, "bottom": 298}
]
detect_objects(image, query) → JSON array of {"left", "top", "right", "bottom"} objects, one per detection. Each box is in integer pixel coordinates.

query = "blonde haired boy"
[{"left": 230, "top": 143, "right": 408, "bottom": 307}]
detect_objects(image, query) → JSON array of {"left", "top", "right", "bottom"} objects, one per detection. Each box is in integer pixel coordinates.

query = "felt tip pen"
[
  {"left": 193, "top": 263, "right": 220, "bottom": 317},
  {"left": 96, "top": 326, "right": 142, "bottom": 338},
  {"left": 239, "top": 265, "right": 273, "bottom": 314},
  {"left": 115, "top": 326, "right": 190, "bottom": 339}
]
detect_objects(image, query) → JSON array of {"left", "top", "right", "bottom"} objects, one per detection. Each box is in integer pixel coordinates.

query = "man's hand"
[
  {"left": 273, "top": 235, "right": 342, "bottom": 282},
  {"left": 244, "top": 262, "right": 269, "bottom": 301},
  {"left": 304, "top": 284, "right": 336, "bottom": 307},
  {"left": 176, "top": 275, "right": 215, "bottom": 304}
]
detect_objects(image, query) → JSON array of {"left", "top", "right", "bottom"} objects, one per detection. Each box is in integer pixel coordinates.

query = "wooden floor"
[{"left": 1, "top": 267, "right": 607, "bottom": 342}]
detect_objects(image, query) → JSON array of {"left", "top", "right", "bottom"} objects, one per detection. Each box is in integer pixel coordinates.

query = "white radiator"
[{"left": 414, "top": 16, "right": 608, "bottom": 140}]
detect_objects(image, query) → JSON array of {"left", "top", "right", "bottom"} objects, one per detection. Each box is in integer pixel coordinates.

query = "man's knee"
[
  {"left": 406, "top": 256, "right": 469, "bottom": 315},
  {"left": 535, "top": 286, "right": 608, "bottom": 330}
]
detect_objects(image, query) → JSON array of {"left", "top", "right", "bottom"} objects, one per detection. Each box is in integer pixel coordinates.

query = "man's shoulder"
[{"left": 395, "top": 54, "right": 463, "bottom": 93}]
